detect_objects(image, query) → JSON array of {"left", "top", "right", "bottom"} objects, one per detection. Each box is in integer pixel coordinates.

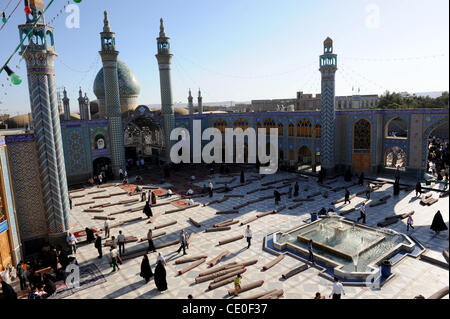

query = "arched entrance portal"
[
  {"left": 124, "top": 111, "right": 164, "bottom": 168},
  {"left": 298, "top": 146, "right": 312, "bottom": 168},
  {"left": 93, "top": 157, "right": 112, "bottom": 177},
  {"left": 385, "top": 147, "right": 407, "bottom": 168}
]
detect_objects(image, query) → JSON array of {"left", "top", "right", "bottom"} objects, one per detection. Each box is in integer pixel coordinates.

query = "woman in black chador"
[
  {"left": 294, "top": 182, "right": 299, "bottom": 197},
  {"left": 358, "top": 172, "right": 365, "bottom": 185},
  {"left": 154, "top": 260, "right": 168, "bottom": 292},
  {"left": 274, "top": 190, "right": 281, "bottom": 205},
  {"left": 430, "top": 210, "right": 448, "bottom": 234},
  {"left": 415, "top": 181, "right": 422, "bottom": 197},
  {"left": 240, "top": 170, "right": 245, "bottom": 184},
  {"left": 143, "top": 200, "right": 153, "bottom": 219},
  {"left": 393, "top": 180, "right": 400, "bottom": 196},
  {"left": 140, "top": 255, "right": 153, "bottom": 283},
  {"left": 85, "top": 227, "right": 95, "bottom": 243}
]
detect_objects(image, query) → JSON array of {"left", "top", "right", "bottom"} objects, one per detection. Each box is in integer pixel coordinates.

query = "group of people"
[{"left": 0, "top": 241, "right": 78, "bottom": 299}]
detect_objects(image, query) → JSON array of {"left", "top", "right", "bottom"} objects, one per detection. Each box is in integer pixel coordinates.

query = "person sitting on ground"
[
  {"left": 224, "top": 183, "right": 232, "bottom": 192},
  {"left": 187, "top": 198, "right": 195, "bottom": 206},
  {"left": 191, "top": 175, "right": 196, "bottom": 182},
  {"left": 233, "top": 274, "right": 242, "bottom": 296},
  {"left": 85, "top": 227, "right": 95, "bottom": 244},
  {"left": 318, "top": 207, "right": 327, "bottom": 216},
  {"left": 314, "top": 292, "right": 326, "bottom": 299},
  {"left": 166, "top": 189, "right": 173, "bottom": 197},
  {"left": 186, "top": 189, "right": 194, "bottom": 196}
]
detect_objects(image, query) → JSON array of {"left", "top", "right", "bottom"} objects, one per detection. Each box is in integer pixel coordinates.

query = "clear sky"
[{"left": 0, "top": 0, "right": 448, "bottom": 115}]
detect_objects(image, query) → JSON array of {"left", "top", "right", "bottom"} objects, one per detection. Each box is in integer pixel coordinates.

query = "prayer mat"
[
  {"left": 153, "top": 188, "right": 167, "bottom": 196},
  {"left": 48, "top": 263, "right": 107, "bottom": 299},
  {"left": 171, "top": 199, "right": 188, "bottom": 208},
  {"left": 120, "top": 184, "right": 137, "bottom": 193},
  {"left": 73, "top": 228, "right": 98, "bottom": 239}
]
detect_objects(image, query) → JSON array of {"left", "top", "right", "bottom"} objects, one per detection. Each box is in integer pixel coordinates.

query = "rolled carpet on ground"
[
  {"left": 428, "top": 286, "right": 449, "bottom": 299},
  {"left": 243, "top": 289, "right": 278, "bottom": 300},
  {"left": 240, "top": 216, "right": 258, "bottom": 226},
  {"left": 178, "top": 258, "right": 206, "bottom": 275},
  {"left": 281, "top": 264, "right": 308, "bottom": 279},
  {"left": 153, "top": 220, "right": 177, "bottom": 229},
  {"left": 219, "top": 235, "right": 244, "bottom": 246},
  {"left": 195, "top": 266, "right": 245, "bottom": 283},
  {"left": 227, "top": 280, "right": 264, "bottom": 296},
  {"left": 207, "top": 250, "right": 230, "bottom": 267},
  {"left": 208, "top": 277, "right": 235, "bottom": 290},
  {"left": 258, "top": 289, "right": 284, "bottom": 299},
  {"left": 189, "top": 218, "right": 201, "bottom": 228},
  {"left": 262, "top": 254, "right": 285, "bottom": 270},
  {"left": 212, "top": 267, "right": 246, "bottom": 283},
  {"left": 175, "top": 255, "right": 208, "bottom": 264},
  {"left": 205, "top": 226, "right": 231, "bottom": 232},
  {"left": 155, "top": 240, "right": 179, "bottom": 249},
  {"left": 198, "top": 262, "right": 238, "bottom": 277}
]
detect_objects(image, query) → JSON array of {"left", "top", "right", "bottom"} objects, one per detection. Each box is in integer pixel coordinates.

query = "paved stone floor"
[{"left": 66, "top": 170, "right": 449, "bottom": 299}]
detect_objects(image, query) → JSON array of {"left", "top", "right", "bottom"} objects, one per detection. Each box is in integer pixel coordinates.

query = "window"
[
  {"left": 213, "top": 119, "right": 227, "bottom": 133},
  {"left": 353, "top": 119, "right": 371, "bottom": 151},
  {"left": 297, "top": 118, "right": 312, "bottom": 137},
  {"left": 263, "top": 118, "right": 276, "bottom": 134},
  {"left": 314, "top": 124, "right": 321, "bottom": 138},
  {"left": 278, "top": 123, "right": 284, "bottom": 137},
  {"left": 288, "top": 123, "right": 294, "bottom": 137}
]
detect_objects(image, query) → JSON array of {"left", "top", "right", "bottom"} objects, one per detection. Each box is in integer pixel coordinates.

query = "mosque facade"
[{"left": 0, "top": 2, "right": 447, "bottom": 262}]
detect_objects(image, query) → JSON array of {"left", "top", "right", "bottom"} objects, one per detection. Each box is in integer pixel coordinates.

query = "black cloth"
[
  {"left": 415, "top": 182, "right": 422, "bottom": 195},
  {"left": 358, "top": 173, "right": 364, "bottom": 185},
  {"left": 154, "top": 261, "right": 168, "bottom": 291},
  {"left": 43, "top": 276, "right": 56, "bottom": 296},
  {"left": 393, "top": 181, "right": 400, "bottom": 196},
  {"left": 319, "top": 208, "right": 327, "bottom": 216},
  {"left": 344, "top": 190, "right": 350, "bottom": 203},
  {"left": 140, "top": 256, "right": 153, "bottom": 282},
  {"left": 48, "top": 249, "right": 58, "bottom": 271},
  {"left": 1, "top": 280, "right": 17, "bottom": 300},
  {"left": 274, "top": 191, "right": 281, "bottom": 204},
  {"left": 85, "top": 228, "right": 95, "bottom": 243},
  {"left": 143, "top": 201, "right": 153, "bottom": 218},
  {"left": 94, "top": 236, "right": 102, "bottom": 257},
  {"left": 294, "top": 182, "right": 299, "bottom": 197},
  {"left": 240, "top": 170, "right": 245, "bottom": 184},
  {"left": 430, "top": 211, "right": 448, "bottom": 233}
]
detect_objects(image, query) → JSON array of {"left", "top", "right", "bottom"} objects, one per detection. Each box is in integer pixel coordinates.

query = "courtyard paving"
[{"left": 66, "top": 169, "right": 449, "bottom": 299}]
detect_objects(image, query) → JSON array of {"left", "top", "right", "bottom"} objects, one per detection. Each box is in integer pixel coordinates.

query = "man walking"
[
  {"left": 208, "top": 181, "right": 214, "bottom": 198},
  {"left": 245, "top": 225, "right": 253, "bottom": 249},
  {"left": 67, "top": 232, "right": 77, "bottom": 255},
  {"left": 365, "top": 183, "right": 372, "bottom": 200},
  {"left": 95, "top": 234, "right": 103, "bottom": 258},
  {"left": 407, "top": 215, "right": 414, "bottom": 231},
  {"left": 104, "top": 219, "right": 110, "bottom": 238},
  {"left": 344, "top": 188, "right": 351, "bottom": 204},
  {"left": 329, "top": 277, "right": 345, "bottom": 299},
  {"left": 117, "top": 230, "right": 126, "bottom": 256},
  {"left": 147, "top": 229, "right": 156, "bottom": 253},
  {"left": 109, "top": 247, "right": 120, "bottom": 272},
  {"left": 357, "top": 202, "right": 366, "bottom": 224},
  {"left": 16, "top": 261, "right": 27, "bottom": 291},
  {"left": 177, "top": 229, "right": 187, "bottom": 255}
]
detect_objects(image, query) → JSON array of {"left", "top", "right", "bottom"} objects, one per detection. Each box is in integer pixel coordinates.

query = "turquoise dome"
[{"left": 93, "top": 59, "right": 141, "bottom": 99}]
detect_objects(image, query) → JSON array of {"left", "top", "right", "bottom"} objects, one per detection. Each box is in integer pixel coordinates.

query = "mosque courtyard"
[{"left": 62, "top": 169, "right": 449, "bottom": 299}]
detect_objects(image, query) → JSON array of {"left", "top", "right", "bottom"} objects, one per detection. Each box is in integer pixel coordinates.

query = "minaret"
[
  {"left": 18, "top": 0, "right": 70, "bottom": 240},
  {"left": 319, "top": 37, "right": 337, "bottom": 173},
  {"left": 188, "top": 89, "right": 194, "bottom": 115},
  {"left": 99, "top": 11, "right": 126, "bottom": 176},
  {"left": 62, "top": 88, "right": 71, "bottom": 121},
  {"left": 156, "top": 18, "right": 175, "bottom": 162},
  {"left": 79, "top": 92, "right": 91, "bottom": 121},
  {"left": 198, "top": 89, "right": 203, "bottom": 114},
  {"left": 77, "top": 87, "right": 84, "bottom": 119}
]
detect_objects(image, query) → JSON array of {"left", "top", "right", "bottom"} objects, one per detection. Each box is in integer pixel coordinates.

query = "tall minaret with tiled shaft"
[
  {"left": 99, "top": 11, "right": 126, "bottom": 176},
  {"left": 156, "top": 18, "right": 175, "bottom": 162},
  {"left": 62, "top": 88, "right": 70, "bottom": 121},
  {"left": 198, "top": 89, "right": 203, "bottom": 114},
  {"left": 188, "top": 89, "right": 194, "bottom": 115},
  {"left": 18, "top": 0, "right": 70, "bottom": 240},
  {"left": 319, "top": 37, "right": 337, "bottom": 173}
]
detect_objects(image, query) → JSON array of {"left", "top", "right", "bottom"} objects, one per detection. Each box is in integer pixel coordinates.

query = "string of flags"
[{"left": 1, "top": 0, "right": 82, "bottom": 86}]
